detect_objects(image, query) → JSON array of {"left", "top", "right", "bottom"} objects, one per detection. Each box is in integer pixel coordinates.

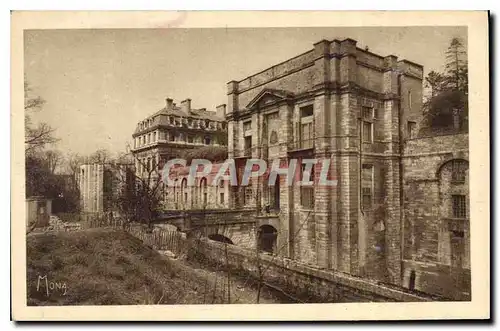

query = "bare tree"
[
  {"left": 24, "top": 79, "right": 58, "bottom": 153},
  {"left": 109, "top": 145, "right": 164, "bottom": 231},
  {"left": 87, "top": 149, "right": 112, "bottom": 164},
  {"left": 43, "top": 150, "right": 63, "bottom": 174}
]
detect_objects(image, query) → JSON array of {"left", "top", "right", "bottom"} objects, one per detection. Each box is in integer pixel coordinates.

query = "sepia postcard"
[{"left": 11, "top": 10, "right": 490, "bottom": 321}]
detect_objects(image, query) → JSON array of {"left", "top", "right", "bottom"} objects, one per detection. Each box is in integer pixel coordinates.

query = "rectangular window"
[
  {"left": 244, "top": 187, "right": 253, "bottom": 205},
  {"left": 300, "top": 163, "right": 314, "bottom": 209},
  {"left": 204, "top": 137, "right": 211, "bottom": 145},
  {"left": 300, "top": 105, "right": 314, "bottom": 118},
  {"left": 147, "top": 134, "right": 151, "bottom": 144},
  {"left": 452, "top": 195, "right": 467, "bottom": 218},
  {"left": 153, "top": 132, "right": 157, "bottom": 142},
  {"left": 220, "top": 192, "right": 225, "bottom": 204},
  {"left": 363, "top": 121, "right": 373, "bottom": 143},
  {"left": 188, "top": 135, "right": 194, "bottom": 144},
  {"left": 362, "top": 164, "right": 373, "bottom": 210},
  {"left": 184, "top": 192, "right": 188, "bottom": 203},
  {"left": 362, "top": 107, "right": 374, "bottom": 143},
  {"left": 169, "top": 133, "right": 175, "bottom": 141},
  {"left": 244, "top": 136, "right": 252, "bottom": 156},
  {"left": 298, "top": 105, "right": 314, "bottom": 149},
  {"left": 243, "top": 121, "right": 252, "bottom": 132},
  {"left": 362, "top": 187, "right": 372, "bottom": 210},
  {"left": 451, "top": 160, "right": 467, "bottom": 183},
  {"left": 300, "top": 122, "right": 313, "bottom": 149},
  {"left": 408, "top": 121, "right": 417, "bottom": 139},
  {"left": 408, "top": 91, "right": 412, "bottom": 111}
]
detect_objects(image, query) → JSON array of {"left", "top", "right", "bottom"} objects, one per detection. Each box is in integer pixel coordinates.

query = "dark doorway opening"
[{"left": 258, "top": 225, "right": 278, "bottom": 254}]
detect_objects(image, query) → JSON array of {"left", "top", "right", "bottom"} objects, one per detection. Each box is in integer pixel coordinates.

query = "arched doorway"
[
  {"left": 208, "top": 234, "right": 234, "bottom": 245},
  {"left": 257, "top": 225, "right": 277, "bottom": 254}
]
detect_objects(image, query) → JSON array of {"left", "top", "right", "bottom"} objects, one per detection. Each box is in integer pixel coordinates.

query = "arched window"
[
  {"left": 173, "top": 178, "right": 178, "bottom": 205},
  {"left": 181, "top": 178, "right": 188, "bottom": 204},
  {"left": 200, "top": 177, "right": 208, "bottom": 206}
]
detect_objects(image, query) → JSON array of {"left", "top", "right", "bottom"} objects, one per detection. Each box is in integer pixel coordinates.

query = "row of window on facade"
[
  {"left": 166, "top": 177, "right": 227, "bottom": 208},
  {"left": 239, "top": 104, "right": 417, "bottom": 156},
  {"left": 134, "top": 131, "right": 215, "bottom": 148},
  {"left": 238, "top": 163, "right": 315, "bottom": 211},
  {"left": 167, "top": 116, "right": 226, "bottom": 131},
  {"left": 240, "top": 105, "right": 315, "bottom": 155},
  {"left": 361, "top": 106, "right": 418, "bottom": 142},
  {"left": 138, "top": 118, "right": 155, "bottom": 131},
  {"left": 235, "top": 159, "right": 468, "bottom": 220}
]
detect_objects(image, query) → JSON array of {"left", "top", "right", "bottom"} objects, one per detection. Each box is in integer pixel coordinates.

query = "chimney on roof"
[
  {"left": 216, "top": 104, "right": 227, "bottom": 118},
  {"left": 166, "top": 98, "right": 174, "bottom": 110},
  {"left": 181, "top": 99, "right": 191, "bottom": 113}
]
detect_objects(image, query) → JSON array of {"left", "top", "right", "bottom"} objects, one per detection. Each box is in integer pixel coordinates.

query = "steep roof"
[{"left": 152, "top": 106, "right": 224, "bottom": 121}]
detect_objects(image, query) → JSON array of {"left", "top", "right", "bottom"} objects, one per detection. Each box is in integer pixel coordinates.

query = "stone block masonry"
[
  {"left": 189, "top": 237, "right": 441, "bottom": 303},
  {"left": 402, "top": 133, "right": 470, "bottom": 300},
  {"left": 227, "top": 37, "right": 424, "bottom": 286},
  {"left": 223, "top": 36, "right": 469, "bottom": 300}
]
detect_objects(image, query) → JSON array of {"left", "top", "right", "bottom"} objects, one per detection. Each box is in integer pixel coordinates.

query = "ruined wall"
[
  {"left": 79, "top": 163, "right": 134, "bottom": 214},
  {"left": 79, "top": 164, "right": 105, "bottom": 213}
]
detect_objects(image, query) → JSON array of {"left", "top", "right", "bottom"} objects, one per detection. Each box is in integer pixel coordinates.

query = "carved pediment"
[{"left": 245, "top": 88, "right": 295, "bottom": 110}]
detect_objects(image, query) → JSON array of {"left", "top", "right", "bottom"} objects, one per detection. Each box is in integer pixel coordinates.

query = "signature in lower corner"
[{"left": 36, "top": 275, "right": 68, "bottom": 296}]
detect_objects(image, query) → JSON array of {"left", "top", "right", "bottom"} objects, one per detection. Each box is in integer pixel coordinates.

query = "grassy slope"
[{"left": 27, "top": 229, "right": 219, "bottom": 306}]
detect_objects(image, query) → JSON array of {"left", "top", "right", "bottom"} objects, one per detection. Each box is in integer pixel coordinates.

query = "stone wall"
[
  {"left": 402, "top": 133, "right": 470, "bottom": 300},
  {"left": 189, "top": 237, "right": 440, "bottom": 303}
]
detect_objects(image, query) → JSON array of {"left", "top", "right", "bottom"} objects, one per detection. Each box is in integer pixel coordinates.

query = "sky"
[{"left": 24, "top": 26, "right": 467, "bottom": 156}]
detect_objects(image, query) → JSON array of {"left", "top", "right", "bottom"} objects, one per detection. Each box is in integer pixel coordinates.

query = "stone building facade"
[
  {"left": 226, "top": 37, "right": 427, "bottom": 286},
  {"left": 131, "top": 98, "right": 227, "bottom": 178}
]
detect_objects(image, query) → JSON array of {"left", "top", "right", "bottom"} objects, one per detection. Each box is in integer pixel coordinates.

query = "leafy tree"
[
  {"left": 422, "top": 37, "right": 468, "bottom": 133},
  {"left": 424, "top": 70, "right": 446, "bottom": 98},
  {"left": 444, "top": 37, "right": 468, "bottom": 93}
]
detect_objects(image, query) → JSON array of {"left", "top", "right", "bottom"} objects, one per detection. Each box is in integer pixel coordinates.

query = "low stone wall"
[{"left": 188, "top": 237, "right": 440, "bottom": 303}]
